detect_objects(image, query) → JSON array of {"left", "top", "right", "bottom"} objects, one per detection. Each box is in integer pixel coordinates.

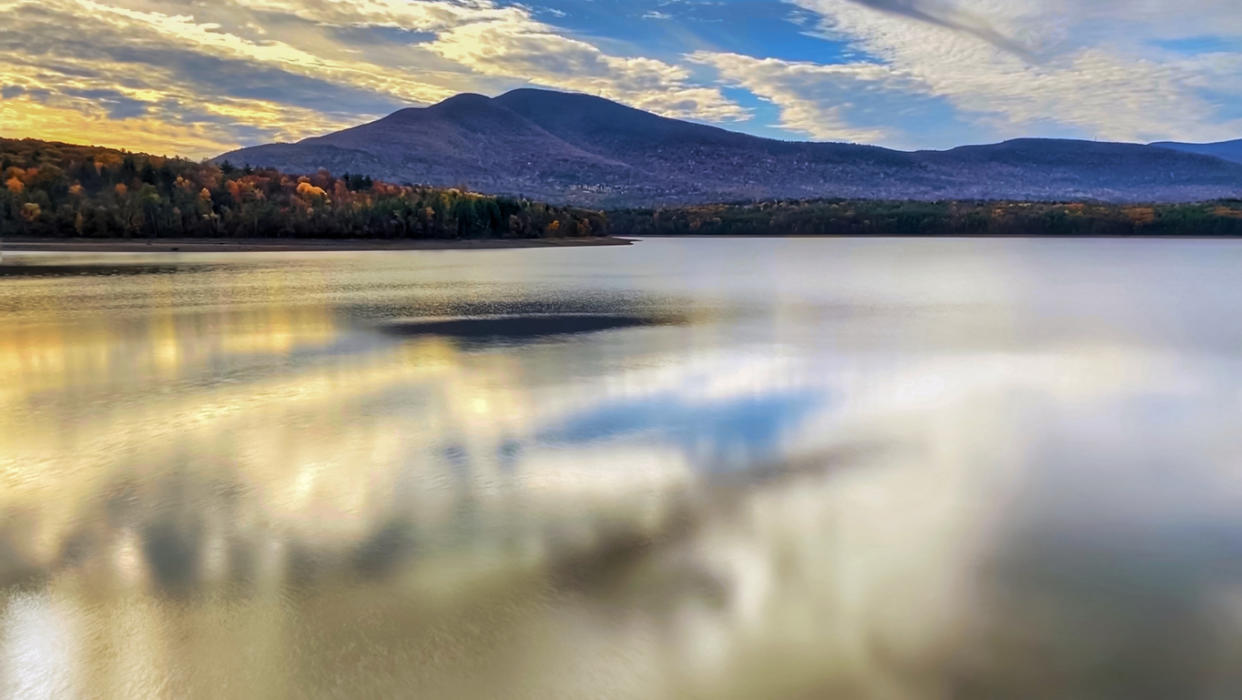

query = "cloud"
[
  {"left": 2, "top": 0, "right": 1241, "bottom": 156},
  {"left": 425, "top": 12, "right": 749, "bottom": 121},
  {"left": 0, "top": 0, "right": 748, "bottom": 157},
  {"left": 689, "top": 51, "right": 916, "bottom": 143},
  {"left": 779, "top": 0, "right": 1242, "bottom": 145},
  {"left": 0, "top": 94, "right": 247, "bottom": 156},
  {"left": 838, "top": 0, "right": 1034, "bottom": 60},
  {"left": 0, "top": 0, "right": 459, "bottom": 155}
]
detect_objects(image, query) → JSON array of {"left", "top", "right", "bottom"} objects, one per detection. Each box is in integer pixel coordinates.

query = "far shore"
[{"left": 0, "top": 237, "right": 634, "bottom": 254}]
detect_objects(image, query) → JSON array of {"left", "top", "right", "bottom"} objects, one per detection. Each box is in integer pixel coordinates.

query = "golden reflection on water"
[
  {"left": 4, "top": 240, "right": 1242, "bottom": 698},
  {"left": 0, "top": 251, "right": 739, "bottom": 698}
]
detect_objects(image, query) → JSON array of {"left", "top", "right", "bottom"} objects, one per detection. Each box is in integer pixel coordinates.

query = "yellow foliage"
[
  {"left": 1123, "top": 206, "right": 1156, "bottom": 225},
  {"left": 68, "top": 183, "right": 84, "bottom": 196},
  {"left": 199, "top": 187, "right": 212, "bottom": 201},
  {"left": 19, "top": 202, "right": 40, "bottom": 221},
  {"left": 296, "top": 181, "right": 327, "bottom": 199}
]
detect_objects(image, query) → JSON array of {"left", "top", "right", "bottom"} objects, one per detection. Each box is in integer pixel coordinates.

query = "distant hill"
[
  {"left": 216, "top": 89, "right": 1242, "bottom": 206},
  {"left": 1151, "top": 139, "right": 1242, "bottom": 165}
]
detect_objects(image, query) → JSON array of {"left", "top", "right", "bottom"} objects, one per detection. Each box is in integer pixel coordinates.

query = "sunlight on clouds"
[
  {"left": 231, "top": 0, "right": 526, "bottom": 31},
  {"left": 197, "top": 98, "right": 376, "bottom": 144},
  {"left": 425, "top": 15, "right": 748, "bottom": 121},
  {"left": 0, "top": 34, "right": 379, "bottom": 157},
  {"left": 0, "top": 96, "right": 237, "bottom": 156},
  {"left": 0, "top": 0, "right": 747, "bottom": 157},
  {"left": 0, "top": 0, "right": 1240, "bottom": 156},
  {"left": 689, "top": 52, "right": 906, "bottom": 143},
  {"left": 75, "top": 0, "right": 460, "bottom": 105},
  {"left": 787, "top": 0, "right": 1242, "bottom": 144}
]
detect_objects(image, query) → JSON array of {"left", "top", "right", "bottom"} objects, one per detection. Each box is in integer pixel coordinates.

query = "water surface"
[{"left": 3, "top": 237, "right": 1242, "bottom": 698}]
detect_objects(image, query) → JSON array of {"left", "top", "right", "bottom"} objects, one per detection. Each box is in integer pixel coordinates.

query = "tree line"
[
  {"left": 608, "top": 199, "right": 1242, "bottom": 237},
  {"left": 0, "top": 138, "right": 608, "bottom": 240},
  {"left": 9, "top": 138, "right": 1240, "bottom": 241}
]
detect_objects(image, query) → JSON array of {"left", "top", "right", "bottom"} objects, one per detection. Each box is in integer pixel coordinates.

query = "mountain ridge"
[
  {"left": 1151, "top": 139, "right": 1242, "bottom": 165},
  {"left": 216, "top": 89, "right": 1242, "bottom": 206}
]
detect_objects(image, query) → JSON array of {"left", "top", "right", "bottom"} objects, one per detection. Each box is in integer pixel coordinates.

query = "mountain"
[
  {"left": 1151, "top": 139, "right": 1242, "bottom": 165},
  {"left": 216, "top": 89, "right": 1242, "bottom": 206}
]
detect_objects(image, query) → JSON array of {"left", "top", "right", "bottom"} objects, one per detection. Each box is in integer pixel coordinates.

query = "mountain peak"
[
  {"left": 216, "top": 89, "right": 1242, "bottom": 207},
  {"left": 431, "top": 92, "right": 493, "bottom": 109},
  {"left": 494, "top": 88, "right": 646, "bottom": 123},
  {"left": 498, "top": 87, "right": 586, "bottom": 100}
]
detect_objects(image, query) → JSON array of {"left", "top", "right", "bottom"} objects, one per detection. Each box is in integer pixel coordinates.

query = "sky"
[{"left": 1, "top": 0, "right": 1241, "bottom": 158}]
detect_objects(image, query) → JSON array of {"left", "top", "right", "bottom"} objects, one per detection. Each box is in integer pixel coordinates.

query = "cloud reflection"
[{"left": 5, "top": 240, "right": 1242, "bottom": 697}]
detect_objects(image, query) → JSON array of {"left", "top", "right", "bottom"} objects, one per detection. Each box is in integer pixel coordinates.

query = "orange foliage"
[
  {"left": 296, "top": 181, "right": 327, "bottom": 199},
  {"left": 1123, "top": 207, "right": 1156, "bottom": 225},
  {"left": 0, "top": 136, "right": 605, "bottom": 239}
]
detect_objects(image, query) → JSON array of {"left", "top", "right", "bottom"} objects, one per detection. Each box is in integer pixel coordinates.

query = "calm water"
[{"left": 3, "top": 237, "right": 1242, "bottom": 698}]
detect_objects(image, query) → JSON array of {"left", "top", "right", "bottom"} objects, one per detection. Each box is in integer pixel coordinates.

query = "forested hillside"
[
  {"left": 0, "top": 138, "right": 607, "bottom": 239},
  {"left": 219, "top": 89, "right": 1242, "bottom": 207},
  {"left": 609, "top": 200, "right": 1242, "bottom": 237}
]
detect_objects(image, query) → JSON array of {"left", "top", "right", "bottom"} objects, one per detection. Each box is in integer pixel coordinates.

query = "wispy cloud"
[
  {"left": 1, "top": 0, "right": 1241, "bottom": 156},
  {"left": 424, "top": 10, "right": 749, "bottom": 122},
  {"left": 689, "top": 51, "right": 909, "bottom": 143},
  {"left": 0, "top": 0, "right": 747, "bottom": 156},
  {"left": 839, "top": 0, "right": 1034, "bottom": 60},
  {"left": 770, "top": 0, "right": 1242, "bottom": 145}
]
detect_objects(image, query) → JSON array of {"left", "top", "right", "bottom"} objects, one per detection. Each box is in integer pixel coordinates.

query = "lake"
[{"left": 2, "top": 236, "right": 1242, "bottom": 698}]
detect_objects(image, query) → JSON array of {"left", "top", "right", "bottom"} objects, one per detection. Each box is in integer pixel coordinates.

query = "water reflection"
[
  {"left": 379, "top": 313, "right": 674, "bottom": 343},
  {"left": 538, "top": 391, "right": 824, "bottom": 472},
  {"left": 3, "top": 239, "right": 1242, "bottom": 697}
]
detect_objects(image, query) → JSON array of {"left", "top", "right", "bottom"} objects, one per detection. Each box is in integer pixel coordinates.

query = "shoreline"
[
  {"left": 625, "top": 233, "right": 1242, "bottom": 240},
  {"left": 0, "top": 237, "right": 634, "bottom": 254}
]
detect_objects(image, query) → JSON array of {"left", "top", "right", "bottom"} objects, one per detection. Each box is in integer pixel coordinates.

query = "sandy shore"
[{"left": 0, "top": 237, "right": 634, "bottom": 253}]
